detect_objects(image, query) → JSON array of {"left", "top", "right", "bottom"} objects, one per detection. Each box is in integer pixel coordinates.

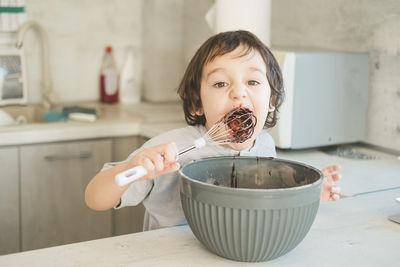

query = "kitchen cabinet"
[
  {"left": 0, "top": 146, "right": 20, "bottom": 255},
  {"left": 0, "top": 135, "right": 150, "bottom": 254},
  {"left": 112, "top": 136, "right": 148, "bottom": 236},
  {"left": 20, "top": 139, "right": 113, "bottom": 251}
]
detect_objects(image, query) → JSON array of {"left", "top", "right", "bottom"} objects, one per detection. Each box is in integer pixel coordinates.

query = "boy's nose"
[{"left": 229, "top": 83, "right": 247, "bottom": 100}]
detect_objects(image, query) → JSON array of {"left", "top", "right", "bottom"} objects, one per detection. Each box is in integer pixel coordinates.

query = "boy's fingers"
[
  {"left": 163, "top": 143, "right": 178, "bottom": 163},
  {"left": 331, "top": 186, "right": 341, "bottom": 194},
  {"left": 321, "top": 183, "right": 342, "bottom": 202},
  {"left": 143, "top": 151, "right": 164, "bottom": 172},
  {"left": 153, "top": 154, "right": 165, "bottom": 172},
  {"left": 151, "top": 143, "right": 177, "bottom": 169},
  {"left": 321, "top": 165, "right": 341, "bottom": 175},
  {"left": 152, "top": 143, "right": 178, "bottom": 155},
  {"left": 331, "top": 173, "right": 342, "bottom": 182},
  {"left": 324, "top": 173, "right": 341, "bottom": 183},
  {"left": 331, "top": 193, "right": 340, "bottom": 201},
  {"left": 171, "top": 142, "right": 179, "bottom": 154},
  {"left": 166, "top": 162, "right": 181, "bottom": 173},
  {"left": 320, "top": 190, "right": 330, "bottom": 202},
  {"left": 141, "top": 157, "right": 155, "bottom": 173},
  {"left": 130, "top": 142, "right": 179, "bottom": 180},
  {"left": 157, "top": 162, "right": 180, "bottom": 177}
]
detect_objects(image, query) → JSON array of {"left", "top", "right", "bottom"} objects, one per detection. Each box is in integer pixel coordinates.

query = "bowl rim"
[{"left": 179, "top": 156, "right": 324, "bottom": 193}]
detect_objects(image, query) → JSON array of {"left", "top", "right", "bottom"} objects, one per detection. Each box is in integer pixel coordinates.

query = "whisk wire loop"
[{"left": 205, "top": 107, "right": 257, "bottom": 145}]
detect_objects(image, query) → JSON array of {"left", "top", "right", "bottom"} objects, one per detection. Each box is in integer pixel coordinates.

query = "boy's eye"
[
  {"left": 214, "top": 82, "right": 228, "bottom": 88},
  {"left": 248, "top": 80, "right": 260, "bottom": 86}
]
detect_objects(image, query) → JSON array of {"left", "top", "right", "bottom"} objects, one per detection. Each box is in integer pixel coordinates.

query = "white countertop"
[
  {"left": 276, "top": 145, "right": 400, "bottom": 197},
  {"left": 0, "top": 102, "right": 187, "bottom": 146},
  {"left": 0, "top": 188, "right": 399, "bottom": 266}
]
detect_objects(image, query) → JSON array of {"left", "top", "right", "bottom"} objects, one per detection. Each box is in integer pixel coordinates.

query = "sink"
[{"left": 1, "top": 104, "right": 48, "bottom": 124}]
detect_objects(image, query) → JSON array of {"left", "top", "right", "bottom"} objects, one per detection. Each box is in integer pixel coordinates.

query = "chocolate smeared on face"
[{"left": 224, "top": 107, "right": 257, "bottom": 143}]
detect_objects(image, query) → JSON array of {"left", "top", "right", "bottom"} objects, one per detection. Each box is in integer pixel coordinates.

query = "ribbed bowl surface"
[{"left": 179, "top": 157, "right": 323, "bottom": 262}]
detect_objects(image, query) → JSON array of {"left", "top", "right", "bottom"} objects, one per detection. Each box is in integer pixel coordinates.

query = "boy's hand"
[
  {"left": 128, "top": 142, "right": 180, "bottom": 181},
  {"left": 320, "top": 165, "right": 341, "bottom": 202}
]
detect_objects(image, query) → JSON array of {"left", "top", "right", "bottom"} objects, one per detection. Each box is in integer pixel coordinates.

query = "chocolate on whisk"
[
  {"left": 224, "top": 107, "right": 257, "bottom": 143},
  {"left": 204, "top": 107, "right": 257, "bottom": 145}
]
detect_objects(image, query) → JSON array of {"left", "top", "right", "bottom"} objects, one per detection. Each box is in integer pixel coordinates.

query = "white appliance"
[{"left": 269, "top": 51, "right": 370, "bottom": 149}]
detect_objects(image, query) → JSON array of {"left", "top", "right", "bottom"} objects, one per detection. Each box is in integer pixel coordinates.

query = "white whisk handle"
[
  {"left": 194, "top": 138, "right": 206, "bottom": 148},
  {"left": 178, "top": 138, "right": 206, "bottom": 156},
  {"left": 115, "top": 165, "right": 148, "bottom": 187}
]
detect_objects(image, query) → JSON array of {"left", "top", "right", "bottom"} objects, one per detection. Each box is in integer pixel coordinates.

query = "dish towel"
[{"left": 0, "top": 0, "right": 27, "bottom": 32}]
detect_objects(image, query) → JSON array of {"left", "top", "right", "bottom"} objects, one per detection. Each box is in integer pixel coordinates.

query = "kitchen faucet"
[{"left": 16, "top": 21, "right": 53, "bottom": 111}]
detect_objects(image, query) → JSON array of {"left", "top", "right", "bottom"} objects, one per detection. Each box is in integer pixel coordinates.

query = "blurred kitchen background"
[
  {"left": 0, "top": 0, "right": 398, "bottom": 150},
  {"left": 0, "top": 0, "right": 399, "bottom": 256}
]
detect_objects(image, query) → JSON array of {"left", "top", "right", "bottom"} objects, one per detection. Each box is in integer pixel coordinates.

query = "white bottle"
[{"left": 120, "top": 48, "right": 141, "bottom": 104}]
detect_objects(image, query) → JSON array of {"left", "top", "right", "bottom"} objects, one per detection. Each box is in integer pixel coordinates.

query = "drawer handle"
[{"left": 44, "top": 152, "right": 92, "bottom": 161}]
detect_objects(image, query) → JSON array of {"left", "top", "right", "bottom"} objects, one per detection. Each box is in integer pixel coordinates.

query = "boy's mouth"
[{"left": 224, "top": 107, "right": 257, "bottom": 143}]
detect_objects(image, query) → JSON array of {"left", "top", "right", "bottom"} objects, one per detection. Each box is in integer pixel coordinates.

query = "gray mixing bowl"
[{"left": 179, "top": 156, "right": 323, "bottom": 262}]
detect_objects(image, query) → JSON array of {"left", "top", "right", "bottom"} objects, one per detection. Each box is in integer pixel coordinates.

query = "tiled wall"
[
  {"left": 10, "top": 0, "right": 211, "bottom": 103},
  {"left": 141, "top": 0, "right": 184, "bottom": 102},
  {"left": 142, "top": 0, "right": 213, "bottom": 102},
  {"left": 2, "top": 0, "right": 143, "bottom": 103},
  {"left": 182, "top": 0, "right": 214, "bottom": 66},
  {"left": 271, "top": 0, "right": 400, "bottom": 151}
]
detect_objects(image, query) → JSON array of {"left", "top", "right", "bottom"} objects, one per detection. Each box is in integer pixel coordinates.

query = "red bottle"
[{"left": 100, "top": 46, "right": 119, "bottom": 103}]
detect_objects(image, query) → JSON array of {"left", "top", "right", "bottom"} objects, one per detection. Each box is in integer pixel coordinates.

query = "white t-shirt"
[{"left": 102, "top": 125, "right": 276, "bottom": 231}]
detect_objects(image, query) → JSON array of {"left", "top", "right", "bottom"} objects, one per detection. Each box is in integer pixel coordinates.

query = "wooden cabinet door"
[
  {"left": 20, "top": 139, "right": 113, "bottom": 251},
  {"left": 112, "top": 136, "right": 148, "bottom": 236},
  {"left": 0, "top": 146, "right": 20, "bottom": 255}
]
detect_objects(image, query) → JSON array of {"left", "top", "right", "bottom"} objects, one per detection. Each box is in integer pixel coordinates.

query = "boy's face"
[{"left": 199, "top": 45, "right": 274, "bottom": 151}]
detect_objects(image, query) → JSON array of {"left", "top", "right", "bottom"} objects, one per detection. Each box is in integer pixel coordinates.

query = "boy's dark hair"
[{"left": 178, "top": 30, "right": 284, "bottom": 128}]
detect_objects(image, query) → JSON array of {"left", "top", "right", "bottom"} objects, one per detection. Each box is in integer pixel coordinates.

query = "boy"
[{"left": 85, "top": 31, "right": 341, "bottom": 231}]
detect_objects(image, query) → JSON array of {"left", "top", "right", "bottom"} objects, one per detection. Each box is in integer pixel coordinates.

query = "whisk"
[{"left": 115, "top": 107, "right": 257, "bottom": 186}]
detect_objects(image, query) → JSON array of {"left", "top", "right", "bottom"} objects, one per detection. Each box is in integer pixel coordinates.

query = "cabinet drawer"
[
  {"left": 20, "top": 139, "right": 113, "bottom": 251},
  {"left": 0, "top": 147, "right": 19, "bottom": 255}
]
